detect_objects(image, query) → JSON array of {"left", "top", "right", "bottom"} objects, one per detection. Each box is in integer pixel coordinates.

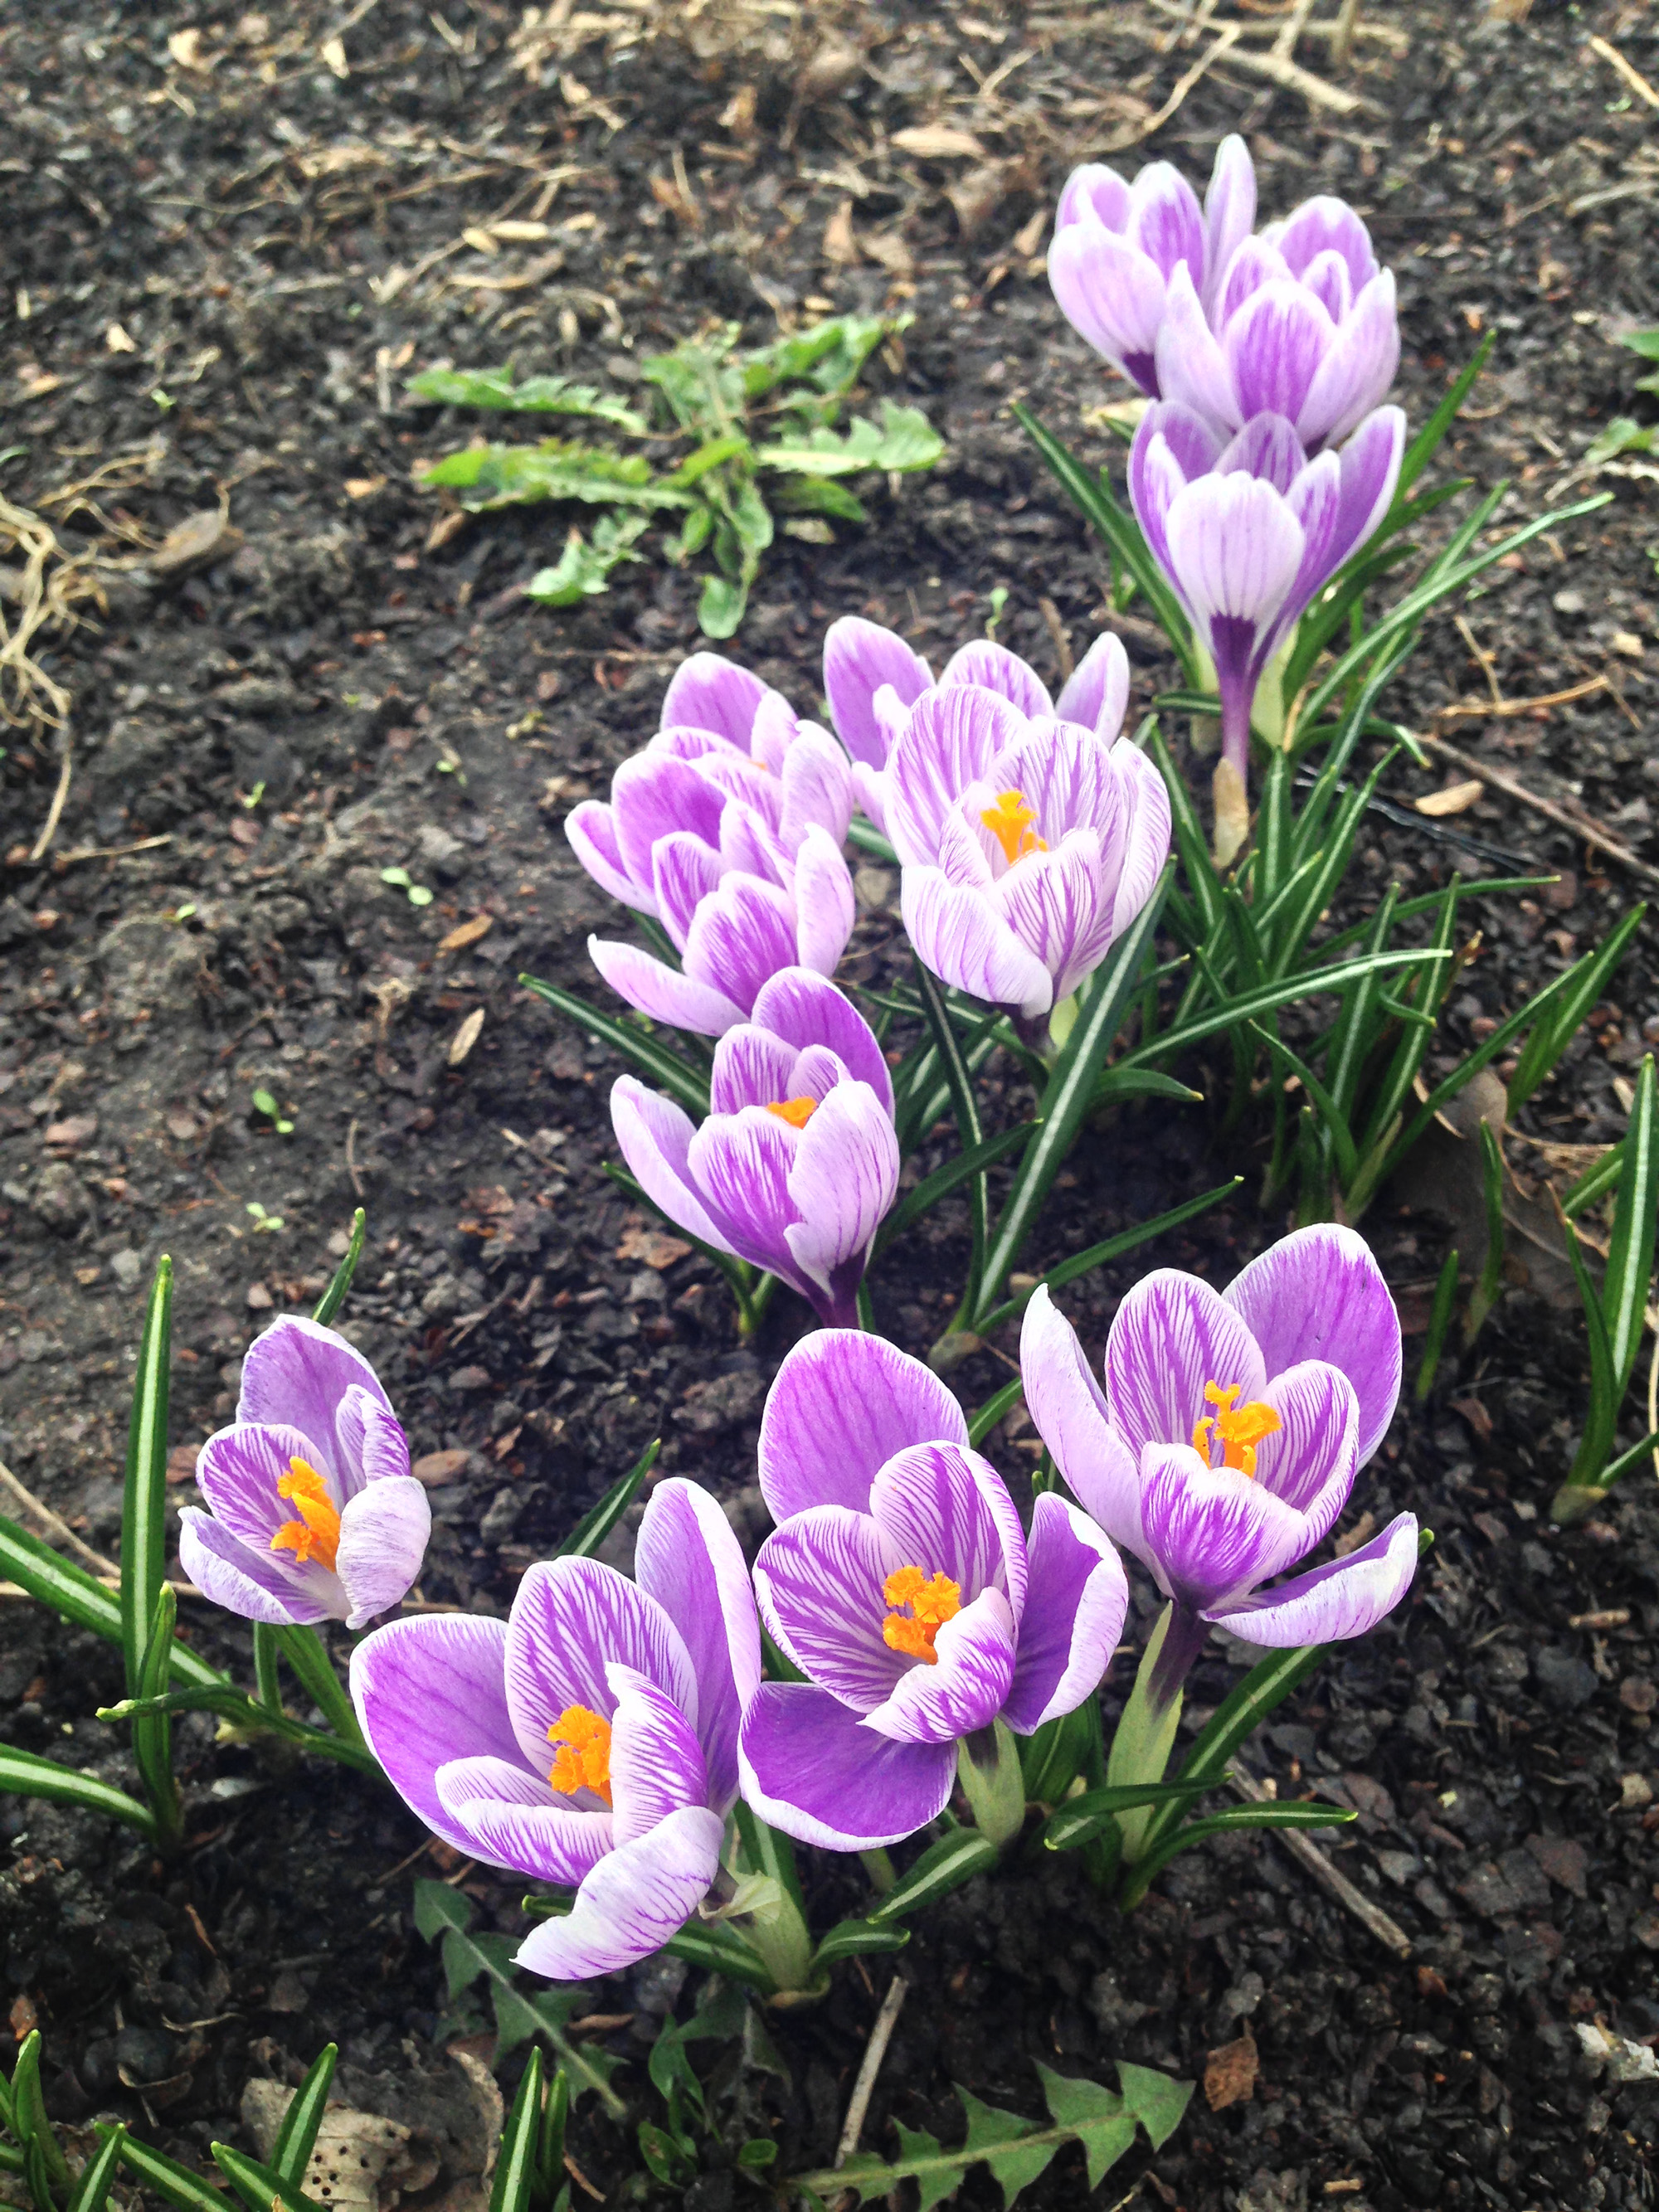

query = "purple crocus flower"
[
  {"left": 178, "top": 1316, "right": 430, "bottom": 1631},
  {"left": 611, "top": 968, "right": 898, "bottom": 1329},
  {"left": 738, "top": 1331, "right": 1129, "bottom": 1850},
  {"left": 1129, "top": 402, "right": 1405, "bottom": 791},
  {"left": 1048, "top": 135, "right": 1257, "bottom": 392},
  {"left": 868, "top": 656, "right": 1170, "bottom": 1021},
  {"left": 822, "top": 618, "right": 1131, "bottom": 836},
  {"left": 1155, "top": 197, "right": 1399, "bottom": 452},
  {"left": 566, "top": 650, "right": 853, "bottom": 916},
  {"left": 351, "top": 1477, "right": 760, "bottom": 1981},
  {"left": 1020, "top": 1224, "right": 1414, "bottom": 1699}
]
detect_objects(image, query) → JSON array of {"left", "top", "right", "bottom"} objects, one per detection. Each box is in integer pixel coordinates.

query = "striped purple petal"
[
  {"left": 504, "top": 1559, "right": 696, "bottom": 1776},
  {"left": 349, "top": 1612, "right": 522, "bottom": 1854},
  {"left": 178, "top": 1510, "right": 335, "bottom": 1626},
  {"left": 610, "top": 1077, "right": 735, "bottom": 1256},
  {"left": 1105, "top": 1268, "right": 1268, "bottom": 1461},
  {"left": 634, "top": 1477, "right": 761, "bottom": 1811},
  {"left": 1020, "top": 1286, "right": 1147, "bottom": 1563},
  {"left": 823, "top": 617, "right": 933, "bottom": 770},
  {"left": 433, "top": 1756, "right": 612, "bottom": 1886},
  {"left": 1223, "top": 1223, "right": 1402, "bottom": 1465},
  {"left": 334, "top": 1476, "right": 431, "bottom": 1629},
  {"left": 1139, "top": 1443, "right": 1309, "bottom": 1611},
  {"left": 869, "top": 1441, "right": 1029, "bottom": 1621},
  {"left": 752, "top": 1506, "right": 905, "bottom": 1713},
  {"left": 1000, "top": 1494, "right": 1128, "bottom": 1734},
  {"left": 758, "top": 1330, "right": 970, "bottom": 1522},
  {"left": 738, "top": 1682, "right": 956, "bottom": 1850},
  {"left": 587, "top": 936, "right": 747, "bottom": 1038},
  {"left": 514, "top": 1806, "right": 726, "bottom": 1981},
  {"left": 1206, "top": 1512, "right": 1418, "bottom": 1645},
  {"left": 606, "top": 1662, "right": 709, "bottom": 1844},
  {"left": 861, "top": 1587, "right": 1016, "bottom": 1745}
]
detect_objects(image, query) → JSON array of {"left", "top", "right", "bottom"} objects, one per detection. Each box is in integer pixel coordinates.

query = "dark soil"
[{"left": 3, "top": 4, "right": 1659, "bottom": 2210}]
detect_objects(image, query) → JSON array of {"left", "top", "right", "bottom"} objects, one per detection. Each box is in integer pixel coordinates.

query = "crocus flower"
[
  {"left": 611, "top": 968, "right": 898, "bottom": 1328},
  {"left": 351, "top": 1478, "right": 760, "bottom": 1980},
  {"left": 567, "top": 650, "right": 853, "bottom": 915},
  {"left": 1020, "top": 1223, "right": 1414, "bottom": 1697},
  {"left": 739, "top": 1331, "right": 1129, "bottom": 1849},
  {"left": 178, "top": 1316, "right": 429, "bottom": 1631},
  {"left": 1155, "top": 198, "right": 1399, "bottom": 452},
  {"left": 822, "top": 620, "right": 1132, "bottom": 835},
  {"left": 1048, "top": 135, "right": 1258, "bottom": 392},
  {"left": 1129, "top": 402, "right": 1405, "bottom": 790},
  {"left": 871, "top": 652, "right": 1170, "bottom": 1021}
]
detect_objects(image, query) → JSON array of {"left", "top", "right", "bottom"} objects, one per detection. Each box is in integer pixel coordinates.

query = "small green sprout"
[
  {"left": 251, "top": 1088, "right": 294, "bottom": 1135},
  {"left": 381, "top": 866, "right": 435, "bottom": 907},
  {"left": 241, "top": 780, "right": 265, "bottom": 809},
  {"left": 246, "top": 1200, "right": 285, "bottom": 1233},
  {"left": 985, "top": 584, "right": 1010, "bottom": 639},
  {"left": 166, "top": 902, "right": 197, "bottom": 923},
  {"left": 151, "top": 388, "right": 175, "bottom": 411}
]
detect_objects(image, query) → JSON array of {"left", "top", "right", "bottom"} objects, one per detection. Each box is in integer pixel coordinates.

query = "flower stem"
[
  {"left": 860, "top": 1847, "right": 897, "bottom": 1897},
  {"left": 275, "top": 1624, "right": 366, "bottom": 1749},
  {"left": 1105, "top": 1602, "right": 1207, "bottom": 1862},
  {"left": 956, "top": 1720, "right": 1026, "bottom": 1849}
]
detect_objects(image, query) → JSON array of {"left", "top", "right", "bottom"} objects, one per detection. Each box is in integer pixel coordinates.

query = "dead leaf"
[
  {"left": 1204, "top": 2030, "right": 1258, "bottom": 2111},
  {"left": 448, "top": 1008, "right": 486, "bottom": 1067},
  {"left": 861, "top": 230, "right": 915, "bottom": 279},
  {"left": 824, "top": 198, "right": 859, "bottom": 267},
  {"left": 413, "top": 1448, "right": 472, "bottom": 1485},
  {"left": 618, "top": 1223, "right": 693, "bottom": 1270},
  {"left": 105, "top": 323, "right": 138, "bottom": 354},
  {"left": 1012, "top": 207, "right": 1048, "bottom": 257},
  {"left": 1333, "top": 1510, "right": 1376, "bottom": 1558},
  {"left": 152, "top": 508, "right": 243, "bottom": 576},
  {"left": 168, "top": 27, "right": 208, "bottom": 69},
  {"left": 720, "top": 82, "right": 757, "bottom": 138},
  {"left": 9, "top": 1995, "right": 38, "bottom": 2041},
  {"left": 948, "top": 163, "right": 1011, "bottom": 241},
  {"left": 166, "top": 1441, "right": 202, "bottom": 1487},
  {"left": 439, "top": 913, "right": 494, "bottom": 955},
  {"left": 1611, "top": 630, "right": 1645, "bottom": 659},
  {"left": 797, "top": 42, "right": 864, "bottom": 100},
  {"left": 1415, "top": 779, "right": 1485, "bottom": 817},
  {"left": 344, "top": 476, "right": 387, "bottom": 500},
  {"left": 1449, "top": 1395, "right": 1494, "bottom": 1441},
  {"left": 246, "top": 1281, "right": 273, "bottom": 1311},
  {"left": 892, "top": 124, "right": 987, "bottom": 159},
  {"left": 44, "top": 1114, "right": 99, "bottom": 1149},
  {"left": 426, "top": 507, "right": 469, "bottom": 553},
  {"left": 461, "top": 226, "right": 500, "bottom": 256},
  {"left": 321, "top": 32, "right": 348, "bottom": 77},
  {"left": 490, "top": 220, "right": 551, "bottom": 241},
  {"left": 1213, "top": 757, "right": 1250, "bottom": 868}
]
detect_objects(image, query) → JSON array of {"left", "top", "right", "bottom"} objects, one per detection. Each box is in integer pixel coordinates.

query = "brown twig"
[
  {"left": 1143, "top": 0, "right": 1370, "bottom": 110},
  {"left": 1587, "top": 34, "right": 1659, "bottom": 109},
  {"left": 834, "top": 1976, "right": 910, "bottom": 2175},
  {"left": 1230, "top": 1767, "right": 1411, "bottom": 1957},
  {"left": 1433, "top": 673, "right": 1606, "bottom": 722},
  {"left": 1417, "top": 731, "right": 1659, "bottom": 893},
  {"left": 28, "top": 737, "right": 73, "bottom": 863},
  {"left": 0, "top": 1455, "right": 124, "bottom": 1582},
  {"left": 1271, "top": 0, "right": 1321, "bottom": 61},
  {"left": 1093, "top": 22, "right": 1243, "bottom": 152}
]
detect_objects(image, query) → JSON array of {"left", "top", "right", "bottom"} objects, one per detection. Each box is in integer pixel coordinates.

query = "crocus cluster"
[
  {"left": 1049, "top": 134, "right": 1405, "bottom": 803},
  {"left": 315, "top": 1219, "right": 1413, "bottom": 1987}
]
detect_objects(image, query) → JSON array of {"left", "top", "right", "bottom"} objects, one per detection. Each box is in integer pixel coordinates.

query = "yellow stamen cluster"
[
  {"left": 547, "top": 1704, "right": 613, "bottom": 1805},
  {"left": 1190, "top": 1382, "right": 1282, "bottom": 1479},
  {"left": 882, "top": 1566, "right": 962, "bottom": 1665},
  {"left": 765, "top": 1096, "right": 818, "bottom": 1130},
  {"left": 980, "top": 788, "right": 1048, "bottom": 866},
  {"left": 270, "top": 1457, "right": 342, "bottom": 1572}
]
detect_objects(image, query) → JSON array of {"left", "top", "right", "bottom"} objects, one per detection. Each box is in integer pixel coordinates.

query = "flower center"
[
  {"left": 980, "top": 788, "right": 1048, "bottom": 865},
  {"left": 1191, "top": 1382, "right": 1282, "bottom": 1479},
  {"left": 882, "top": 1565, "right": 962, "bottom": 1665},
  {"left": 547, "top": 1704, "right": 613, "bottom": 1805},
  {"left": 270, "top": 1457, "right": 341, "bottom": 1572},
  {"left": 765, "top": 1096, "right": 818, "bottom": 1129}
]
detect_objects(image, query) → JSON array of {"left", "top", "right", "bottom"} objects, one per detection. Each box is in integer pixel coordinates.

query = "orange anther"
[
  {"left": 980, "top": 789, "right": 1048, "bottom": 866},
  {"left": 547, "top": 1704, "right": 613, "bottom": 1805},
  {"left": 765, "top": 1096, "right": 818, "bottom": 1130},
  {"left": 270, "top": 1457, "right": 342, "bottom": 1572},
  {"left": 1190, "top": 1381, "right": 1282, "bottom": 1480},
  {"left": 882, "top": 1565, "right": 963, "bottom": 1665}
]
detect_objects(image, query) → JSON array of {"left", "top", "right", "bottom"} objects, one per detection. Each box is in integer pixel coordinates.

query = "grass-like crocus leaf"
[
  {"left": 66, "top": 2122, "right": 125, "bottom": 2212},
  {"left": 1118, "top": 1803, "right": 1356, "bottom": 1908},
  {"left": 556, "top": 1439, "right": 660, "bottom": 1561},
  {"left": 1602, "top": 1057, "right": 1657, "bottom": 1407},
  {"left": 967, "top": 1177, "right": 1243, "bottom": 1339},
  {"left": 811, "top": 1920, "right": 912, "bottom": 1971},
  {"left": 1507, "top": 905, "right": 1647, "bottom": 1114},
  {"left": 106, "top": 2127, "right": 232, "bottom": 2212},
  {"left": 660, "top": 1922, "right": 778, "bottom": 1990},
  {"left": 132, "top": 1582, "right": 184, "bottom": 1852},
  {"left": 271, "top": 2044, "right": 338, "bottom": 2189},
  {"left": 912, "top": 959, "right": 990, "bottom": 1304},
  {"left": 0, "top": 1515, "right": 226, "bottom": 1692},
  {"left": 966, "top": 1378, "right": 1025, "bottom": 1449},
  {"left": 406, "top": 366, "right": 650, "bottom": 435},
  {"left": 273, "top": 1624, "right": 366, "bottom": 1749},
  {"left": 1040, "top": 1778, "right": 1214, "bottom": 1854},
  {"left": 873, "top": 1122, "right": 1035, "bottom": 1260},
  {"left": 412, "top": 1880, "right": 625, "bottom": 2112},
  {"left": 1136, "top": 1645, "right": 1330, "bottom": 1864},
  {"left": 8, "top": 2036, "right": 68, "bottom": 2189},
  {"left": 1416, "top": 1247, "right": 1461, "bottom": 1401},
  {"left": 122, "top": 1255, "right": 173, "bottom": 1697},
  {"left": 312, "top": 1208, "right": 367, "bottom": 1327},
  {"left": 795, "top": 2059, "right": 1192, "bottom": 2212},
  {"left": 867, "top": 1828, "right": 1001, "bottom": 1925},
  {"left": 489, "top": 2046, "right": 544, "bottom": 2212},
  {"left": 213, "top": 2142, "right": 325, "bottom": 2212},
  {"left": 518, "top": 975, "right": 710, "bottom": 1116}
]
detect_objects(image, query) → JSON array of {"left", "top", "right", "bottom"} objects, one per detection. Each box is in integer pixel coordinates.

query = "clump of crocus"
[
  {"left": 839, "top": 639, "right": 1170, "bottom": 1023},
  {"left": 566, "top": 649, "right": 856, "bottom": 1036},
  {"left": 1128, "top": 402, "right": 1405, "bottom": 797},
  {"left": 1020, "top": 1223, "right": 1413, "bottom": 1837},
  {"left": 611, "top": 968, "right": 898, "bottom": 1328},
  {"left": 352, "top": 1479, "right": 763, "bottom": 1981},
  {"left": 739, "top": 1331, "right": 1128, "bottom": 1850},
  {"left": 178, "top": 1316, "right": 430, "bottom": 1631}
]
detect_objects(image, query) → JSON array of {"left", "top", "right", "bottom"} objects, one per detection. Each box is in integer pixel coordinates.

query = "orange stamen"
[
  {"left": 547, "top": 1704, "right": 613, "bottom": 1805},
  {"left": 270, "top": 1457, "right": 342, "bottom": 1572},
  {"left": 980, "top": 788, "right": 1048, "bottom": 866},
  {"left": 1190, "top": 1382, "right": 1282, "bottom": 1480},
  {"left": 882, "top": 1565, "right": 962, "bottom": 1665},
  {"left": 765, "top": 1096, "right": 818, "bottom": 1130}
]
